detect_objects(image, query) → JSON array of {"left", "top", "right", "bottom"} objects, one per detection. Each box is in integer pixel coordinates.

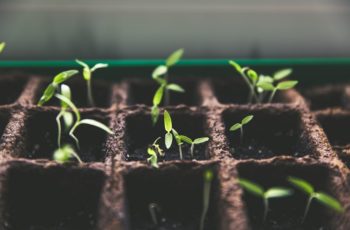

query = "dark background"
[{"left": 1, "top": 0, "right": 350, "bottom": 60}]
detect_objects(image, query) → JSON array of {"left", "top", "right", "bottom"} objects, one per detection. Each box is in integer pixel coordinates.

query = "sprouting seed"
[
  {"left": 55, "top": 93, "right": 113, "bottom": 149},
  {"left": 147, "top": 137, "right": 164, "bottom": 168},
  {"left": 288, "top": 176, "right": 343, "bottom": 223},
  {"left": 199, "top": 169, "right": 214, "bottom": 230},
  {"left": 53, "top": 144, "right": 83, "bottom": 164},
  {"left": 0, "top": 42, "right": 5, "bottom": 53},
  {"left": 76, "top": 59, "right": 108, "bottom": 107},
  {"left": 239, "top": 178, "right": 293, "bottom": 223},
  {"left": 229, "top": 115, "right": 253, "bottom": 144},
  {"left": 151, "top": 49, "right": 185, "bottom": 124},
  {"left": 179, "top": 135, "right": 209, "bottom": 158}
]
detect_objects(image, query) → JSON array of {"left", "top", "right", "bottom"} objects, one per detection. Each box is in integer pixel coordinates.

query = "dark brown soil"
[{"left": 0, "top": 76, "right": 28, "bottom": 105}]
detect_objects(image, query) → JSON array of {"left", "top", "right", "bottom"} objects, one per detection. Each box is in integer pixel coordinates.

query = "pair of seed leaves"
[
  {"left": 229, "top": 115, "right": 254, "bottom": 132},
  {"left": 75, "top": 59, "right": 108, "bottom": 81},
  {"left": 164, "top": 110, "right": 209, "bottom": 149},
  {"left": 0, "top": 42, "right": 5, "bottom": 53},
  {"left": 239, "top": 176, "right": 343, "bottom": 213}
]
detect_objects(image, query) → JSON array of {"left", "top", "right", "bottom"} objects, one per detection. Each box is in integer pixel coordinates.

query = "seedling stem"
[
  {"left": 148, "top": 203, "right": 161, "bottom": 225},
  {"left": 200, "top": 169, "right": 213, "bottom": 230},
  {"left": 229, "top": 115, "right": 253, "bottom": 144}
]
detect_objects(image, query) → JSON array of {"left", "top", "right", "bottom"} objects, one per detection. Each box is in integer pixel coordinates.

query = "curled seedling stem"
[
  {"left": 239, "top": 178, "right": 293, "bottom": 224},
  {"left": 229, "top": 115, "right": 253, "bottom": 144},
  {"left": 288, "top": 176, "right": 343, "bottom": 223},
  {"left": 76, "top": 59, "right": 108, "bottom": 107},
  {"left": 200, "top": 169, "right": 214, "bottom": 230},
  {"left": 148, "top": 203, "right": 161, "bottom": 225}
]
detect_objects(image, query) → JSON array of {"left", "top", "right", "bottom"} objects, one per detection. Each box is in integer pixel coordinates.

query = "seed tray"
[{"left": 0, "top": 61, "right": 349, "bottom": 230}]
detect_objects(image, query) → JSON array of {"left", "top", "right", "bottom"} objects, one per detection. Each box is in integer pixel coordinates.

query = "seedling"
[
  {"left": 172, "top": 128, "right": 184, "bottom": 160},
  {"left": 163, "top": 110, "right": 173, "bottom": 149},
  {"left": 199, "top": 169, "right": 214, "bottom": 230},
  {"left": 37, "top": 70, "right": 79, "bottom": 106},
  {"left": 0, "top": 42, "right": 5, "bottom": 53},
  {"left": 147, "top": 137, "right": 164, "bottom": 168},
  {"left": 239, "top": 178, "right": 293, "bottom": 223},
  {"left": 151, "top": 49, "right": 185, "bottom": 124},
  {"left": 148, "top": 203, "right": 161, "bottom": 225},
  {"left": 257, "top": 79, "right": 298, "bottom": 103},
  {"left": 179, "top": 135, "right": 209, "bottom": 158},
  {"left": 53, "top": 144, "right": 83, "bottom": 164},
  {"left": 56, "top": 84, "right": 74, "bottom": 147},
  {"left": 76, "top": 59, "right": 108, "bottom": 106},
  {"left": 55, "top": 93, "right": 113, "bottom": 149},
  {"left": 288, "top": 176, "right": 343, "bottom": 223},
  {"left": 229, "top": 115, "right": 253, "bottom": 144}
]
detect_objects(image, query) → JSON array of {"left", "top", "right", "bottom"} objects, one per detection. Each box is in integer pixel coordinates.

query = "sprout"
[
  {"left": 151, "top": 49, "right": 185, "bottom": 124},
  {"left": 76, "top": 59, "right": 108, "bottom": 107},
  {"left": 257, "top": 80, "right": 298, "bottom": 103},
  {"left": 55, "top": 93, "right": 113, "bottom": 149},
  {"left": 199, "top": 169, "right": 214, "bottom": 230},
  {"left": 288, "top": 176, "right": 343, "bottom": 223},
  {"left": 37, "top": 70, "right": 79, "bottom": 106},
  {"left": 229, "top": 115, "right": 253, "bottom": 144},
  {"left": 163, "top": 110, "right": 173, "bottom": 149},
  {"left": 147, "top": 137, "right": 164, "bottom": 168},
  {"left": 0, "top": 42, "right": 5, "bottom": 53},
  {"left": 239, "top": 178, "right": 293, "bottom": 223},
  {"left": 53, "top": 144, "right": 83, "bottom": 164},
  {"left": 148, "top": 203, "right": 161, "bottom": 226},
  {"left": 179, "top": 135, "right": 209, "bottom": 158},
  {"left": 172, "top": 128, "right": 184, "bottom": 160}
]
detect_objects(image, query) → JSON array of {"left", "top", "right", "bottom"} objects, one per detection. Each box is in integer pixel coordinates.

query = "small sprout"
[
  {"left": 53, "top": 144, "right": 83, "bottom": 164},
  {"left": 148, "top": 203, "right": 161, "bottom": 226},
  {"left": 76, "top": 59, "right": 108, "bottom": 107},
  {"left": 239, "top": 178, "right": 293, "bottom": 223},
  {"left": 163, "top": 110, "right": 173, "bottom": 149},
  {"left": 273, "top": 68, "right": 293, "bottom": 81},
  {"left": 37, "top": 70, "right": 79, "bottom": 106},
  {"left": 288, "top": 176, "right": 343, "bottom": 223},
  {"left": 172, "top": 128, "right": 184, "bottom": 160},
  {"left": 151, "top": 49, "right": 185, "bottom": 124},
  {"left": 180, "top": 135, "right": 209, "bottom": 158},
  {"left": 55, "top": 93, "right": 113, "bottom": 149},
  {"left": 199, "top": 169, "right": 214, "bottom": 230},
  {"left": 229, "top": 115, "right": 253, "bottom": 144},
  {"left": 0, "top": 42, "right": 5, "bottom": 53},
  {"left": 147, "top": 137, "right": 164, "bottom": 168},
  {"left": 257, "top": 80, "right": 298, "bottom": 103}
]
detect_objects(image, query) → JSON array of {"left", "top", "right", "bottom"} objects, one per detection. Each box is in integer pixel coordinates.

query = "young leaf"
[
  {"left": 147, "top": 148, "right": 159, "bottom": 168},
  {"left": 228, "top": 60, "right": 242, "bottom": 73},
  {"left": 53, "top": 70, "right": 79, "bottom": 84},
  {"left": 230, "top": 123, "right": 242, "bottom": 132},
  {"left": 164, "top": 110, "right": 172, "bottom": 132},
  {"left": 0, "top": 42, "right": 5, "bottom": 53},
  {"left": 166, "top": 49, "right": 184, "bottom": 67},
  {"left": 165, "top": 132, "right": 173, "bottom": 149},
  {"left": 238, "top": 178, "right": 264, "bottom": 197},
  {"left": 55, "top": 94, "right": 80, "bottom": 121},
  {"left": 151, "top": 105, "right": 160, "bottom": 125},
  {"left": 274, "top": 68, "right": 292, "bottom": 81},
  {"left": 276, "top": 81, "right": 298, "bottom": 90},
  {"left": 153, "top": 85, "right": 164, "bottom": 106},
  {"left": 166, "top": 84, "right": 185, "bottom": 93},
  {"left": 77, "top": 119, "right": 113, "bottom": 134},
  {"left": 256, "top": 82, "right": 274, "bottom": 91},
  {"left": 193, "top": 137, "right": 209, "bottom": 145},
  {"left": 75, "top": 59, "right": 89, "bottom": 69},
  {"left": 179, "top": 135, "right": 192, "bottom": 144},
  {"left": 314, "top": 192, "right": 343, "bottom": 213},
  {"left": 152, "top": 65, "right": 168, "bottom": 79},
  {"left": 38, "top": 84, "right": 57, "bottom": 106},
  {"left": 60, "top": 84, "right": 71, "bottom": 109},
  {"left": 91, "top": 63, "right": 108, "bottom": 72},
  {"left": 265, "top": 188, "right": 293, "bottom": 199},
  {"left": 62, "top": 111, "right": 74, "bottom": 129},
  {"left": 247, "top": 69, "right": 258, "bottom": 84},
  {"left": 288, "top": 176, "right": 314, "bottom": 195},
  {"left": 241, "top": 115, "right": 254, "bottom": 125}
]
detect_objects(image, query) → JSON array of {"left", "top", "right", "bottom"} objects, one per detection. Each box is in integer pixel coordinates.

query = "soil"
[
  {"left": 0, "top": 74, "right": 349, "bottom": 230},
  {"left": 0, "top": 76, "right": 28, "bottom": 105}
]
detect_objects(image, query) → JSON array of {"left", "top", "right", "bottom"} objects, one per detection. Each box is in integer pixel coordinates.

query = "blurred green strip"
[{"left": 0, "top": 58, "right": 350, "bottom": 68}]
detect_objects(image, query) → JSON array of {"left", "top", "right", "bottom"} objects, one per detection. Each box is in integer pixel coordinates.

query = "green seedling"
[
  {"left": 0, "top": 42, "right": 5, "bottom": 53},
  {"left": 199, "top": 169, "right": 214, "bottom": 230},
  {"left": 257, "top": 78, "right": 297, "bottom": 103},
  {"left": 55, "top": 93, "right": 113, "bottom": 149},
  {"left": 147, "top": 137, "right": 164, "bottom": 168},
  {"left": 179, "top": 135, "right": 209, "bottom": 158},
  {"left": 148, "top": 203, "right": 161, "bottom": 225},
  {"left": 239, "top": 178, "right": 293, "bottom": 223},
  {"left": 151, "top": 49, "right": 185, "bottom": 124},
  {"left": 172, "top": 128, "right": 184, "bottom": 160},
  {"left": 53, "top": 144, "right": 83, "bottom": 164},
  {"left": 288, "top": 176, "right": 343, "bottom": 223},
  {"left": 37, "top": 70, "right": 79, "bottom": 106},
  {"left": 163, "top": 110, "right": 173, "bottom": 149},
  {"left": 56, "top": 84, "right": 74, "bottom": 147},
  {"left": 76, "top": 59, "right": 108, "bottom": 107},
  {"left": 229, "top": 115, "right": 253, "bottom": 144}
]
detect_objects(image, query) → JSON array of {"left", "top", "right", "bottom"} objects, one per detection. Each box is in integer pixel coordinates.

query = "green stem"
[
  {"left": 268, "top": 89, "right": 277, "bottom": 103},
  {"left": 56, "top": 111, "right": 64, "bottom": 148},
  {"left": 70, "top": 150, "right": 83, "bottom": 164},
  {"left": 69, "top": 122, "right": 80, "bottom": 149},
  {"left": 263, "top": 198, "right": 269, "bottom": 224},
  {"left": 164, "top": 74, "right": 170, "bottom": 106},
  {"left": 240, "top": 126, "right": 244, "bottom": 145},
  {"left": 87, "top": 79, "right": 95, "bottom": 107},
  {"left": 302, "top": 196, "right": 314, "bottom": 224},
  {"left": 199, "top": 177, "right": 211, "bottom": 230},
  {"left": 179, "top": 144, "right": 183, "bottom": 160},
  {"left": 190, "top": 143, "right": 194, "bottom": 158}
]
